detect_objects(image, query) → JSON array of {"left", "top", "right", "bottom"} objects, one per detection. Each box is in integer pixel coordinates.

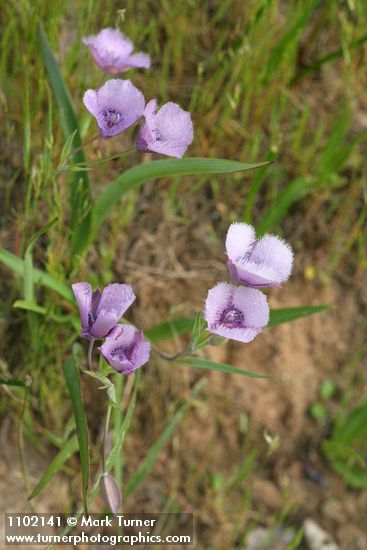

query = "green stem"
[
  {"left": 63, "top": 133, "right": 100, "bottom": 165},
  {"left": 102, "top": 404, "right": 112, "bottom": 474},
  {"left": 87, "top": 339, "right": 95, "bottom": 371}
]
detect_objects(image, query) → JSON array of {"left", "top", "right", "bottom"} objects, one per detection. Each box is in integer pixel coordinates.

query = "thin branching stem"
[
  {"left": 63, "top": 133, "right": 100, "bottom": 163},
  {"left": 153, "top": 347, "right": 191, "bottom": 361}
]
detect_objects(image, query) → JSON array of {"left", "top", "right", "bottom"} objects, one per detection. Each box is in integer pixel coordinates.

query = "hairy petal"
[
  {"left": 232, "top": 287, "right": 269, "bottom": 327},
  {"left": 204, "top": 282, "right": 235, "bottom": 327},
  {"left": 228, "top": 260, "right": 283, "bottom": 287},
  {"left": 251, "top": 234, "right": 294, "bottom": 282},
  {"left": 125, "top": 52, "right": 151, "bottom": 69},
  {"left": 137, "top": 100, "right": 193, "bottom": 158},
  {"left": 97, "top": 79, "right": 145, "bottom": 123},
  {"left": 226, "top": 223, "right": 256, "bottom": 262},
  {"left": 83, "top": 89, "right": 99, "bottom": 117},
  {"left": 210, "top": 324, "right": 261, "bottom": 343}
]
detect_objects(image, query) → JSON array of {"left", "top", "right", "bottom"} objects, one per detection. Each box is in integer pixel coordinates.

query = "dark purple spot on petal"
[
  {"left": 88, "top": 312, "right": 95, "bottom": 329},
  {"left": 220, "top": 306, "right": 244, "bottom": 328},
  {"left": 101, "top": 109, "right": 123, "bottom": 129}
]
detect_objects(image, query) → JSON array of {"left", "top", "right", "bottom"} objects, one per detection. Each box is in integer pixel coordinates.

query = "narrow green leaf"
[
  {"left": 333, "top": 398, "right": 367, "bottom": 444},
  {"left": 0, "top": 377, "right": 26, "bottom": 387},
  {"left": 13, "top": 300, "right": 47, "bottom": 315},
  {"left": 38, "top": 24, "right": 91, "bottom": 258},
  {"left": 256, "top": 176, "right": 312, "bottom": 234},
  {"left": 125, "top": 381, "right": 204, "bottom": 496},
  {"left": 25, "top": 218, "right": 58, "bottom": 257},
  {"left": 28, "top": 435, "right": 78, "bottom": 500},
  {"left": 125, "top": 403, "right": 186, "bottom": 497},
  {"left": 293, "top": 32, "right": 367, "bottom": 84},
  {"left": 268, "top": 305, "right": 332, "bottom": 326},
  {"left": 177, "top": 357, "right": 268, "bottom": 378},
  {"left": 91, "top": 158, "right": 270, "bottom": 245},
  {"left": 285, "top": 527, "right": 304, "bottom": 550},
  {"left": 323, "top": 440, "right": 367, "bottom": 488},
  {"left": 23, "top": 218, "right": 58, "bottom": 306},
  {"left": 146, "top": 318, "right": 195, "bottom": 342},
  {"left": 262, "top": 0, "right": 321, "bottom": 83},
  {"left": 13, "top": 300, "right": 77, "bottom": 326},
  {"left": 62, "top": 358, "right": 89, "bottom": 512},
  {"left": 107, "top": 370, "right": 141, "bottom": 471},
  {"left": 0, "top": 248, "right": 73, "bottom": 302}
]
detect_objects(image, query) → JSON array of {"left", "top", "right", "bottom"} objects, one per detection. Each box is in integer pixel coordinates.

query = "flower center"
[
  {"left": 87, "top": 312, "right": 95, "bottom": 329},
  {"left": 110, "top": 344, "right": 133, "bottom": 363},
  {"left": 220, "top": 306, "right": 244, "bottom": 328},
  {"left": 102, "top": 109, "right": 123, "bottom": 129}
]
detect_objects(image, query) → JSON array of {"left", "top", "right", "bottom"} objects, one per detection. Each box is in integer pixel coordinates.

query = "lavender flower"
[
  {"left": 204, "top": 282, "right": 269, "bottom": 343},
  {"left": 83, "top": 79, "right": 145, "bottom": 138},
  {"left": 99, "top": 324, "right": 151, "bottom": 375},
  {"left": 226, "top": 223, "right": 294, "bottom": 288},
  {"left": 72, "top": 282, "right": 135, "bottom": 341},
  {"left": 83, "top": 28, "right": 150, "bottom": 74},
  {"left": 137, "top": 99, "right": 194, "bottom": 158}
]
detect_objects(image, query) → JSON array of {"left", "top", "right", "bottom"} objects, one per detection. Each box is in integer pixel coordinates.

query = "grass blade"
[
  {"left": 28, "top": 435, "right": 78, "bottom": 500},
  {"left": 0, "top": 377, "right": 26, "bottom": 387},
  {"left": 0, "top": 248, "right": 73, "bottom": 302},
  {"left": 293, "top": 32, "right": 367, "bottom": 84},
  {"left": 125, "top": 404, "right": 186, "bottom": 497},
  {"left": 38, "top": 24, "right": 91, "bottom": 258},
  {"left": 268, "top": 305, "right": 332, "bottom": 326},
  {"left": 124, "top": 381, "right": 204, "bottom": 497},
  {"left": 62, "top": 358, "right": 89, "bottom": 513},
  {"left": 262, "top": 0, "right": 321, "bottom": 83},
  {"left": 91, "top": 158, "right": 270, "bottom": 245},
  {"left": 177, "top": 357, "right": 269, "bottom": 378},
  {"left": 256, "top": 176, "right": 312, "bottom": 234},
  {"left": 106, "top": 370, "right": 141, "bottom": 472}
]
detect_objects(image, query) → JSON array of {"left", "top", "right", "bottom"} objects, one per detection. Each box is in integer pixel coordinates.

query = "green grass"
[{"left": 1, "top": 1, "right": 367, "bottom": 547}]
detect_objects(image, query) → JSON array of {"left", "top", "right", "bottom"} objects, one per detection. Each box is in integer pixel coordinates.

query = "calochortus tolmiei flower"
[
  {"left": 72, "top": 282, "right": 135, "bottom": 340},
  {"left": 137, "top": 99, "right": 194, "bottom": 158},
  {"left": 83, "top": 28, "right": 151, "bottom": 74},
  {"left": 204, "top": 282, "right": 269, "bottom": 343},
  {"left": 83, "top": 79, "right": 145, "bottom": 138},
  {"left": 99, "top": 324, "right": 151, "bottom": 375},
  {"left": 226, "top": 223, "right": 294, "bottom": 288}
]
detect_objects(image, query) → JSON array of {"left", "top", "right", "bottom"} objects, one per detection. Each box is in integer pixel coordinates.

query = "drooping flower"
[
  {"left": 83, "top": 79, "right": 145, "bottom": 138},
  {"left": 72, "top": 282, "right": 135, "bottom": 340},
  {"left": 226, "top": 223, "right": 294, "bottom": 288},
  {"left": 83, "top": 28, "right": 151, "bottom": 74},
  {"left": 137, "top": 99, "right": 194, "bottom": 158},
  {"left": 99, "top": 324, "right": 151, "bottom": 375},
  {"left": 204, "top": 282, "right": 269, "bottom": 343}
]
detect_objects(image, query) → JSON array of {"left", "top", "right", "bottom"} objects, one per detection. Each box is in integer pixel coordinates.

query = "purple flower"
[
  {"left": 137, "top": 99, "right": 194, "bottom": 158},
  {"left": 226, "top": 223, "right": 294, "bottom": 288},
  {"left": 83, "top": 79, "right": 145, "bottom": 138},
  {"left": 98, "top": 324, "right": 151, "bottom": 375},
  {"left": 72, "top": 282, "right": 135, "bottom": 341},
  {"left": 83, "top": 28, "right": 151, "bottom": 74},
  {"left": 204, "top": 282, "right": 269, "bottom": 343}
]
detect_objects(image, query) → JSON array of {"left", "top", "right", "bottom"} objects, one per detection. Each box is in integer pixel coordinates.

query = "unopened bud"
[{"left": 100, "top": 474, "right": 121, "bottom": 514}]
